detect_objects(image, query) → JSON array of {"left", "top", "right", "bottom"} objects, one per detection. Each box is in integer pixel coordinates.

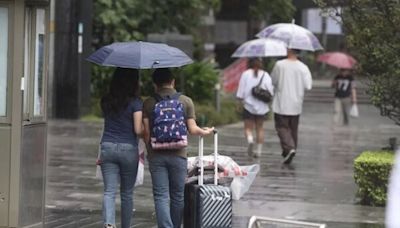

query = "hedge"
[
  {"left": 194, "top": 98, "right": 240, "bottom": 127},
  {"left": 85, "top": 97, "right": 242, "bottom": 127},
  {"left": 354, "top": 150, "right": 395, "bottom": 206}
]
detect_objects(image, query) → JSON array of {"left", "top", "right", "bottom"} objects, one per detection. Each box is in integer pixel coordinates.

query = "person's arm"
[
  {"left": 236, "top": 71, "right": 246, "bottom": 100},
  {"left": 303, "top": 67, "right": 312, "bottom": 90},
  {"left": 331, "top": 79, "right": 337, "bottom": 88},
  {"left": 185, "top": 97, "right": 214, "bottom": 136},
  {"left": 187, "top": 119, "right": 214, "bottom": 136},
  {"left": 133, "top": 111, "right": 143, "bottom": 137},
  {"left": 351, "top": 80, "right": 357, "bottom": 104},
  {"left": 142, "top": 118, "right": 150, "bottom": 144}
]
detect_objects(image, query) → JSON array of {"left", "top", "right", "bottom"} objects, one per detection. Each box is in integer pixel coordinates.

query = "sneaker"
[
  {"left": 104, "top": 224, "right": 115, "bottom": 228},
  {"left": 247, "top": 142, "right": 254, "bottom": 157},
  {"left": 283, "top": 149, "right": 296, "bottom": 164}
]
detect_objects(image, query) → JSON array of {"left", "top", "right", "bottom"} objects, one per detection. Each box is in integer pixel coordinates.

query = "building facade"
[{"left": 0, "top": 0, "right": 50, "bottom": 227}]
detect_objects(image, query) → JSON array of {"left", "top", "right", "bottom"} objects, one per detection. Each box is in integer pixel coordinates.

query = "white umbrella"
[
  {"left": 231, "top": 38, "right": 287, "bottom": 58},
  {"left": 256, "top": 23, "right": 323, "bottom": 51}
]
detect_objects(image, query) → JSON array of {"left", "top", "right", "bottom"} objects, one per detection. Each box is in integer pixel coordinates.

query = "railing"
[{"left": 248, "top": 216, "right": 326, "bottom": 228}]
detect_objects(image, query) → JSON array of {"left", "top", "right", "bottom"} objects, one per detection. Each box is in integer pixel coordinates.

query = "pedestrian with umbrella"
[
  {"left": 317, "top": 52, "right": 358, "bottom": 125},
  {"left": 94, "top": 67, "right": 143, "bottom": 228},
  {"left": 142, "top": 68, "right": 214, "bottom": 228},
  {"left": 256, "top": 22, "right": 322, "bottom": 164},
  {"left": 87, "top": 41, "right": 214, "bottom": 228},
  {"left": 232, "top": 38, "right": 286, "bottom": 158}
]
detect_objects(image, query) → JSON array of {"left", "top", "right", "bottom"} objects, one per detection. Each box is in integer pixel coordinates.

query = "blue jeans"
[
  {"left": 100, "top": 142, "right": 139, "bottom": 228},
  {"left": 149, "top": 154, "right": 188, "bottom": 228}
]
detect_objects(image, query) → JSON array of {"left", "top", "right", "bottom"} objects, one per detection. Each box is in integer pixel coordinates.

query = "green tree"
[
  {"left": 250, "top": 0, "right": 296, "bottom": 24},
  {"left": 315, "top": 0, "right": 400, "bottom": 125},
  {"left": 91, "top": 0, "right": 221, "bottom": 112},
  {"left": 93, "top": 0, "right": 220, "bottom": 49}
]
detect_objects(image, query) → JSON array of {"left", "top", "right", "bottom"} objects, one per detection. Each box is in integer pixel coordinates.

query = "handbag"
[{"left": 251, "top": 73, "right": 272, "bottom": 103}]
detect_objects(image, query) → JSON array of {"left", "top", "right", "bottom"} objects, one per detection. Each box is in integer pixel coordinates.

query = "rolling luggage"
[{"left": 184, "top": 130, "right": 233, "bottom": 228}]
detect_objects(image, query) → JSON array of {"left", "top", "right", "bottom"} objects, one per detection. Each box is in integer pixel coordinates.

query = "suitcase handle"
[{"left": 198, "top": 130, "right": 218, "bottom": 186}]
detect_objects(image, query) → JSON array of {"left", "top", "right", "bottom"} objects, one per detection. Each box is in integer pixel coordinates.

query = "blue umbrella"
[{"left": 86, "top": 41, "right": 193, "bottom": 69}]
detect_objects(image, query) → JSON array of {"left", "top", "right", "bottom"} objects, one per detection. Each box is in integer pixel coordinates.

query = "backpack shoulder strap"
[{"left": 153, "top": 93, "right": 163, "bottom": 102}]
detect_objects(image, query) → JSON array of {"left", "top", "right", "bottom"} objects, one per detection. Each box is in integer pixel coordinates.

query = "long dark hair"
[{"left": 101, "top": 68, "right": 139, "bottom": 115}]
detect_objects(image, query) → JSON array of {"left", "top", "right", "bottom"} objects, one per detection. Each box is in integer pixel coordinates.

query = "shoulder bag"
[{"left": 251, "top": 73, "right": 272, "bottom": 103}]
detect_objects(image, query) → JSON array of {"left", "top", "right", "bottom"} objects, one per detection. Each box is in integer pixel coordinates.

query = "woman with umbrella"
[
  {"left": 232, "top": 38, "right": 285, "bottom": 158},
  {"left": 98, "top": 68, "right": 143, "bottom": 228}
]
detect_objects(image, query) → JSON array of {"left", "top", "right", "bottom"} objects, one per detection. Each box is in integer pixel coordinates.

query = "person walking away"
[
  {"left": 142, "top": 68, "right": 214, "bottom": 228},
  {"left": 332, "top": 69, "right": 357, "bottom": 125},
  {"left": 271, "top": 49, "right": 312, "bottom": 164},
  {"left": 99, "top": 68, "right": 143, "bottom": 228},
  {"left": 236, "top": 58, "right": 274, "bottom": 158}
]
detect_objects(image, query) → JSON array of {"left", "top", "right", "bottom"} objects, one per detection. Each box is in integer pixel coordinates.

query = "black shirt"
[{"left": 334, "top": 74, "right": 354, "bottom": 98}]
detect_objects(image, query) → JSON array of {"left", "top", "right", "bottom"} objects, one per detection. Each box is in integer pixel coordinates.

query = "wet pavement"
[{"left": 45, "top": 102, "right": 400, "bottom": 228}]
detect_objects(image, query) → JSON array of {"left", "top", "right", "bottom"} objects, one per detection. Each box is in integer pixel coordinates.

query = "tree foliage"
[
  {"left": 138, "top": 61, "right": 219, "bottom": 103},
  {"left": 93, "top": 0, "right": 220, "bottom": 49},
  {"left": 315, "top": 0, "right": 400, "bottom": 125},
  {"left": 91, "top": 0, "right": 221, "bottom": 108},
  {"left": 250, "top": 0, "right": 296, "bottom": 24}
]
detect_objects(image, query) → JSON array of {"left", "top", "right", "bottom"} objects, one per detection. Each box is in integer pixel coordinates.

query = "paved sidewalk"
[{"left": 45, "top": 102, "right": 400, "bottom": 227}]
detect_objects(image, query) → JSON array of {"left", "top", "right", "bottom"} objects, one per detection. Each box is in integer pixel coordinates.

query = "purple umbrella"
[
  {"left": 231, "top": 38, "right": 287, "bottom": 58},
  {"left": 256, "top": 23, "right": 323, "bottom": 51}
]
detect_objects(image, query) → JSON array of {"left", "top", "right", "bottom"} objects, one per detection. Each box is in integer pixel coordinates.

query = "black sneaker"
[{"left": 283, "top": 149, "right": 296, "bottom": 164}]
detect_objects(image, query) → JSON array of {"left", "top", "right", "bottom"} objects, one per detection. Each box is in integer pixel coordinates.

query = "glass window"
[
  {"left": 0, "top": 7, "right": 8, "bottom": 117},
  {"left": 33, "top": 9, "right": 45, "bottom": 116},
  {"left": 24, "top": 9, "right": 32, "bottom": 116}
]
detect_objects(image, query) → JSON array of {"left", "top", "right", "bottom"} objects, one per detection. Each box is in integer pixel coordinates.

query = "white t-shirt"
[
  {"left": 236, "top": 69, "right": 274, "bottom": 115},
  {"left": 271, "top": 59, "right": 312, "bottom": 115}
]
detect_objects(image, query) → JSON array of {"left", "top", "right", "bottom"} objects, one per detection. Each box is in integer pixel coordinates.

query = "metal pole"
[{"left": 215, "top": 83, "right": 220, "bottom": 113}]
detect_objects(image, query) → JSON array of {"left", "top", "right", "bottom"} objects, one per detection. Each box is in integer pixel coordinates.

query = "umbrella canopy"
[
  {"left": 317, "top": 52, "right": 357, "bottom": 69},
  {"left": 86, "top": 41, "right": 193, "bottom": 69},
  {"left": 231, "top": 38, "right": 287, "bottom": 58},
  {"left": 256, "top": 23, "right": 323, "bottom": 51}
]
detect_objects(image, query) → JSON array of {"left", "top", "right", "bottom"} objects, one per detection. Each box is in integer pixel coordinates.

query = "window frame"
[
  {"left": 23, "top": 6, "right": 48, "bottom": 124},
  {"left": 0, "top": 2, "right": 12, "bottom": 123}
]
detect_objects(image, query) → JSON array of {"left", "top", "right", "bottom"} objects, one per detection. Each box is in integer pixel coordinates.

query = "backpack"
[{"left": 151, "top": 93, "right": 188, "bottom": 150}]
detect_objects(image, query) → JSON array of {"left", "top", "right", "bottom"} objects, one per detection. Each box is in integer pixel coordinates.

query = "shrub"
[
  {"left": 354, "top": 150, "right": 395, "bottom": 206},
  {"left": 195, "top": 98, "right": 240, "bottom": 127}
]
